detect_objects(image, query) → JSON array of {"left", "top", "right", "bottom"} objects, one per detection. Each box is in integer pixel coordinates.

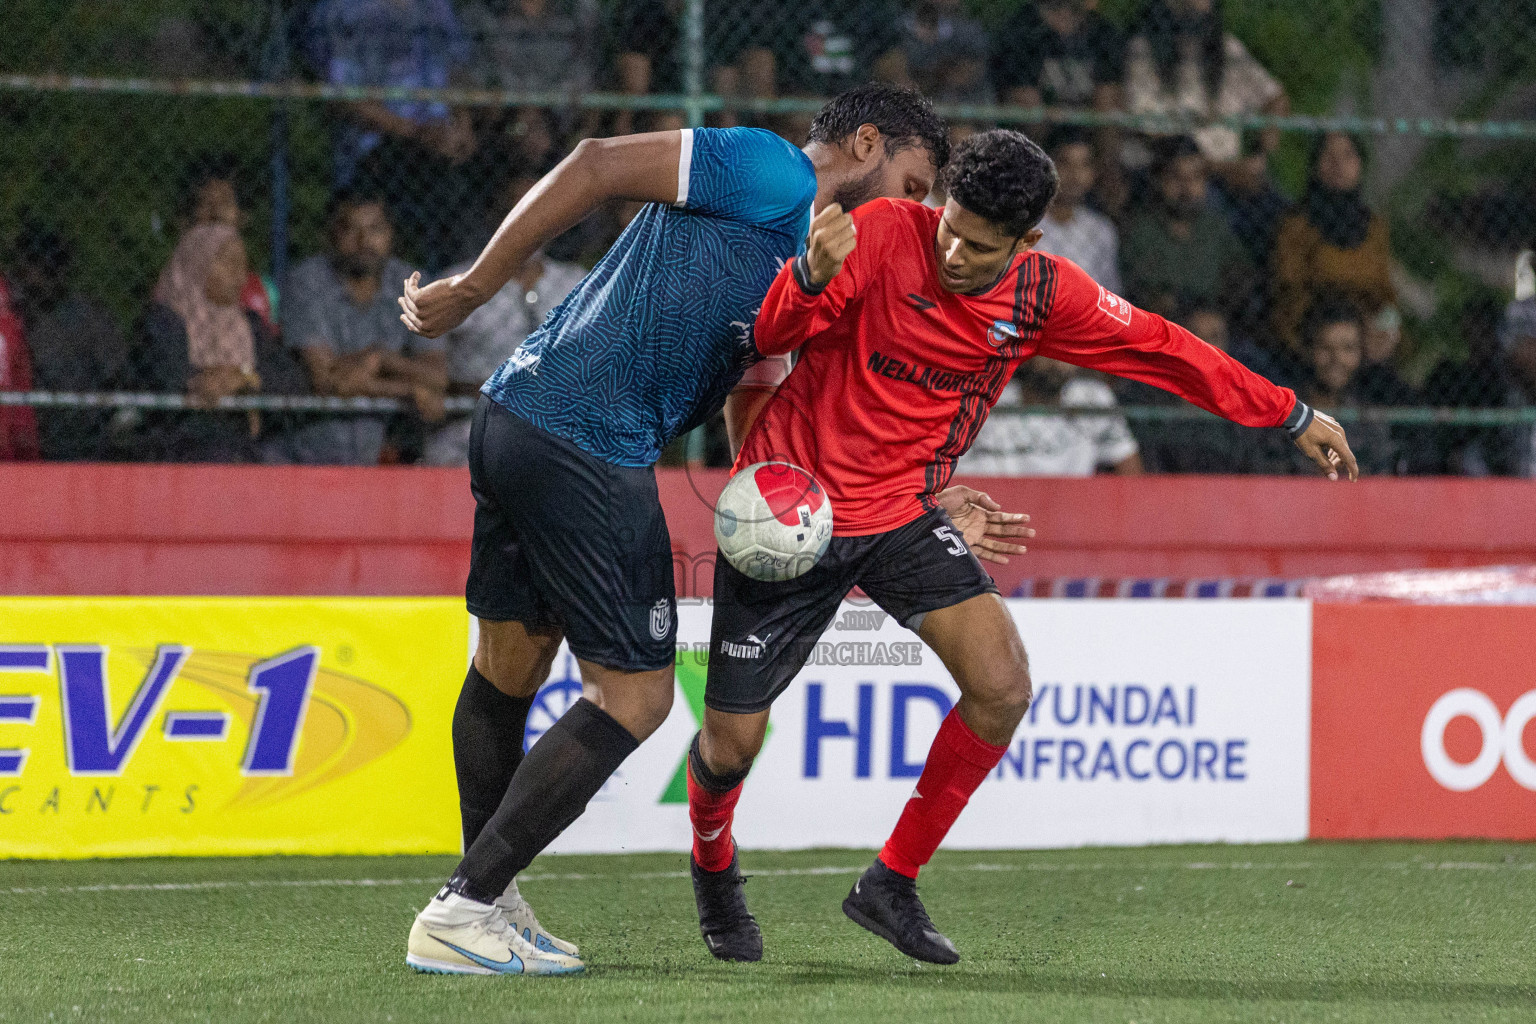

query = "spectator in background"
[
  {"left": 696, "top": 0, "right": 902, "bottom": 139},
  {"left": 889, "top": 0, "right": 993, "bottom": 104},
  {"left": 1121, "top": 136, "right": 1252, "bottom": 320},
  {"left": 1500, "top": 297, "right": 1536, "bottom": 476},
  {"left": 961, "top": 358, "right": 1142, "bottom": 476},
  {"left": 1124, "top": 0, "right": 1286, "bottom": 167},
  {"left": 1273, "top": 132, "right": 1394, "bottom": 358},
  {"left": 0, "top": 274, "right": 39, "bottom": 461},
  {"left": 421, "top": 173, "right": 585, "bottom": 465},
  {"left": 462, "top": 0, "right": 598, "bottom": 94},
  {"left": 990, "top": 0, "right": 1129, "bottom": 215},
  {"left": 1355, "top": 305, "right": 1417, "bottom": 406},
  {"left": 478, "top": 105, "right": 561, "bottom": 180},
  {"left": 139, "top": 225, "right": 308, "bottom": 462},
  {"left": 1208, "top": 128, "right": 1289, "bottom": 336},
  {"left": 461, "top": 0, "right": 601, "bottom": 140},
  {"left": 992, "top": 0, "right": 1125, "bottom": 112},
  {"left": 1034, "top": 127, "right": 1121, "bottom": 293},
  {"left": 181, "top": 157, "right": 279, "bottom": 335},
  {"left": 609, "top": 0, "right": 680, "bottom": 136},
  {"left": 276, "top": 190, "right": 447, "bottom": 465},
  {"left": 1209, "top": 129, "right": 1288, "bottom": 275},
  {"left": 2, "top": 224, "right": 130, "bottom": 461},
  {"left": 306, "top": 0, "right": 478, "bottom": 271},
  {"left": 781, "top": 0, "right": 905, "bottom": 98},
  {"left": 1421, "top": 293, "right": 1520, "bottom": 475},
  {"left": 1355, "top": 303, "right": 1437, "bottom": 474},
  {"left": 705, "top": 1, "right": 777, "bottom": 130},
  {"left": 1257, "top": 295, "right": 1398, "bottom": 476}
]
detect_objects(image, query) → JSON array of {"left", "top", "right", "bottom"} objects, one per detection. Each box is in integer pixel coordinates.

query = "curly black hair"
[
  {"left": 941, "top": 129, "right": 1057, "bottom": 236},
  {"left": 807, "top": 83, "right": 951, "bottom": 171}
]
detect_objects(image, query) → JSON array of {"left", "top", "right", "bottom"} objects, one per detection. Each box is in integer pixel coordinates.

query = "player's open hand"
[
  {"left": 1294, "top": 410, "right": 1359, "bottom": 482},
  {"left": 399, "top": 271, "right": 479, "bottom": 340},
  {"left": 805, "top": 203, "right": 857, "bottom": 286},
  {"left": 936, "top": 485, "right": 1034, "bottom": 565}
]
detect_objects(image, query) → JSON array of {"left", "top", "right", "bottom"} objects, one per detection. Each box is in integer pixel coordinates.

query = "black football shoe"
[
  {"left": 691, "top": 849, "right": 763, "bottom": 962},
  {"left": 841, "top": 858, "right": 959, "bottom": 965}
]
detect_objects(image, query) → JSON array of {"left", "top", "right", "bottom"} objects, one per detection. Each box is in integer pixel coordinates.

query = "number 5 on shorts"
[{"left": 932, "top": 525, "right": 967, "bottom": 556}]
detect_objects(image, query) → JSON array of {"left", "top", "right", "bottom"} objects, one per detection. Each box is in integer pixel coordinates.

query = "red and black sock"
[
  {"left": 879, "top": 708, "right": 1007, "bottom": 879},
  {"left": 686, "top": 732, "right": 748, "bottom": 873}
]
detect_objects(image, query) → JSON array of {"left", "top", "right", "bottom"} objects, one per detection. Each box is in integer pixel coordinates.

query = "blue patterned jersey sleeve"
[{"left": 678, "top": 127, "right": 817, "bottom": 239}]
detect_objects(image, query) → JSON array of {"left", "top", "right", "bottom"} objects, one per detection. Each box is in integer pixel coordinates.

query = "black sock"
[
  {"left": 452, "top": 664, "right": 535, "bottom": 853},
  {"left": 450, "top": 698, "right": 639, "bottom": 903}
]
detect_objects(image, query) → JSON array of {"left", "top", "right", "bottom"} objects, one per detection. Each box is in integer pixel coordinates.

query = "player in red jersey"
[{"left": 684, "top": 130, "right": 1358, "bottom": 965}]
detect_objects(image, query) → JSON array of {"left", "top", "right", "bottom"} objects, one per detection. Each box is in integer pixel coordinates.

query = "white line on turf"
[{"left": 3, "top": 859, "right": 1528, "bottom": 896}]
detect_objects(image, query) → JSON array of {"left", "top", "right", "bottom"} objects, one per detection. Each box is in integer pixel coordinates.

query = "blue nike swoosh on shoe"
[
  {"left": 535, "top": 934, "right": 560, "bottom": 954},
  {"left": 434, "top": 937, "right": 525, "bottom": 973}
]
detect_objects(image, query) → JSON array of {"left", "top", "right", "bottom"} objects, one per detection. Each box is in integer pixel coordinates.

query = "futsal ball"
[{"left": 714, "top": 461, "right": 834, "bottom": 582}]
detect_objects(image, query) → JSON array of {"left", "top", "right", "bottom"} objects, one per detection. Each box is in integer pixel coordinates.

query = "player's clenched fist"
[{"left": 805, "top": 203, "right": 857, "bottom": 285}]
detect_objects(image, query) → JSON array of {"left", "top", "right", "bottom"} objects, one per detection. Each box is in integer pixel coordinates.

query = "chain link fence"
[{"left": 2, "top": 0, "right": 1535, "bottom": 474}]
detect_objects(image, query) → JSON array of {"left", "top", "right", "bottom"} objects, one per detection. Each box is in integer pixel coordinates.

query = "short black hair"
[
  {"left": 808, "top": 83, "right": 950, "bottom": 171},
  {"left": 325, "top": 185, "right": 392, "bottom": 228},
  {"left": 941, "top": 129, "right": 1057, "bottom": 236},
  {"left": 1150, "top": 135, "right": 1203, "bottom": 180},
  {"left": 1301, "top": 292, "right": 1364, "bottom": 345},
  {"left": 1043, "top": 124, "right": 1093, "bottom": 157}
]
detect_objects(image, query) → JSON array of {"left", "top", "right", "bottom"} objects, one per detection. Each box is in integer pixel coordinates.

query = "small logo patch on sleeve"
[{"left": 1097, "top": 285, "right": 1132, "bottom": 326}]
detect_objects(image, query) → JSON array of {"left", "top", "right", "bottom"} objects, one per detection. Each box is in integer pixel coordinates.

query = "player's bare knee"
[
  {"left": 699, "top": 726, "right": 760, "bottom": 779},
  {"left": 625, "top": 673, "right": 677, "bottom": 740},
  {"left": 1012, "top": 661, "right": 1034, "bottom": 714},
  {"left": 700, "top": 708, "right": 769, "bottom": 778},
  {"left": 477, "top": 624, "right": 559, "bottom": 698},
  {"left": 968, "top": 663, "right": 1032, "bottom": 722},
  {"left": 706, "top": 744, "right": 756, "bottom": 781}
]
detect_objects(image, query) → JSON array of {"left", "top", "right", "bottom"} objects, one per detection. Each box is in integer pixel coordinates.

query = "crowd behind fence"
[{"left": 2, "top": 0, "right": 1535, "bottom": 476}]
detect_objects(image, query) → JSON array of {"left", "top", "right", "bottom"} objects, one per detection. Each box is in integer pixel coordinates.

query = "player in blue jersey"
[{"left": 395, "top": 86, "right": 991, "bottom": 976}]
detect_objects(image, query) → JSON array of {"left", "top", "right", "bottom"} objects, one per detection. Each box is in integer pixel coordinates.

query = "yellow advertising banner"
[{"left": 0, "top": 598, "right": 466, "bottom": 858}]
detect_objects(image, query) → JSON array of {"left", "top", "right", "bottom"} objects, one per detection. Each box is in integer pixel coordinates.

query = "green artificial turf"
[{"left": 1, "top": 843, "right": 1533, "bottom": 1023}]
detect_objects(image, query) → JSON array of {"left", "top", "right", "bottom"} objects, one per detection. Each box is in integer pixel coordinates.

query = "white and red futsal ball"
[{"left": 714, "top": 461, "right": 834, "bottom": 582}]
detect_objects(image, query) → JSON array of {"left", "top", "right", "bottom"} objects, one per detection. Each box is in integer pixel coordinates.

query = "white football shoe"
[
  {"left": 496, "top": 879, "right": 580, "bottom": 957},
  {"left": 407, "top": 889, "right": 585, "bottom": 976}
]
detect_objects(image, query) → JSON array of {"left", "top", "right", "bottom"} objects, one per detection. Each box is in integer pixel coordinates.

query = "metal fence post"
[
  {"left": 683, "top": 0, "right": 706, "bottom": 130},
  {"left": 682, "top": 0, "right": 708, "bottom": 463},
  {"left": 263, "top": 0, "right": 292, "bottom": 300}
]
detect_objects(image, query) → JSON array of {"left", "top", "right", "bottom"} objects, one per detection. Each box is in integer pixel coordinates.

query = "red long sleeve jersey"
[{"left": 740, "top": 199, "right": 1299, "bottom": 535}]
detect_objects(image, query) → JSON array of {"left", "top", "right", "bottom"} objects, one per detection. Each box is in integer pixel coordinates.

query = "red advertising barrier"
[
  {"left": 3, "top": 464, "right": 1536, "bottom": 596},
  {"left": 1311, "top": 604, "right": 1536, "bottom": 840}
]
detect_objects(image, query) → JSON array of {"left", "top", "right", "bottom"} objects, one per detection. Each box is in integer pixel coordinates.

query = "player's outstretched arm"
[
  {"left": 936, "top": 485, "right": 1035, "bottom": 565},
  {"left": 1293, "top": 408, "right": 1359, "bottom": 481},
  {"left": 399, "top": 131, "right": 685, "bottom": 338},
  {"left": 1035, "top": 259, "right": 1360, "bottom": 479}
]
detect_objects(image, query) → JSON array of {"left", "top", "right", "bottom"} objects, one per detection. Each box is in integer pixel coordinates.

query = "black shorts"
[
  {"left": 466, "top": 398, "right": 676, "bottom": 672},
  {"left": 705, "top": 507, "right": 998, "bottom": 714}
]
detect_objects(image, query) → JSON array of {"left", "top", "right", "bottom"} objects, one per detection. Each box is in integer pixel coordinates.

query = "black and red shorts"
[{"left": 705, "top": 506, "right": 997, "bottom": 714}]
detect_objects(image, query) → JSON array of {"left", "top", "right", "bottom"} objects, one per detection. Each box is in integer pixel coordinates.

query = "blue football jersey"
[{"left": 481, "top": 127, "right": 816, "bottom": 466}]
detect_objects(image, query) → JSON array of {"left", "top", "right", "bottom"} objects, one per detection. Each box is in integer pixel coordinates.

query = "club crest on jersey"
[
  {"left": 1097, "top": 284, "right": 1133, "bottom": 326},
  {"left": 988, "top": 320, "right": 1020, "bottom": 346}
]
